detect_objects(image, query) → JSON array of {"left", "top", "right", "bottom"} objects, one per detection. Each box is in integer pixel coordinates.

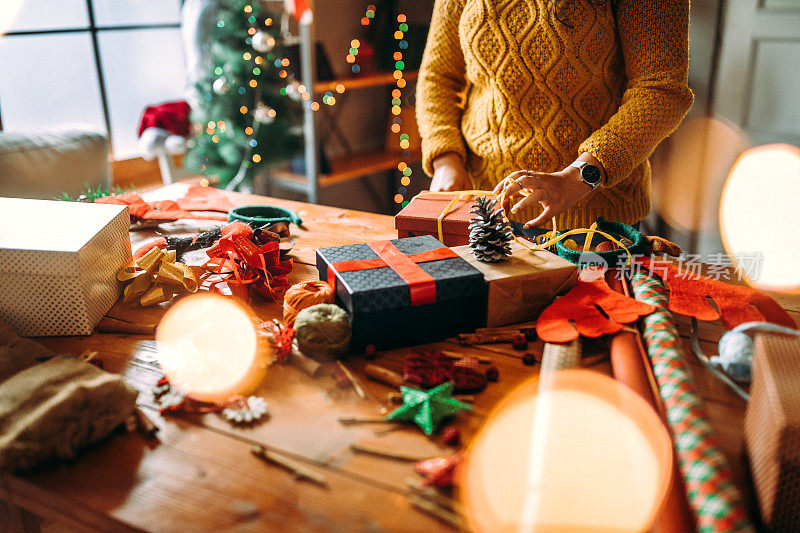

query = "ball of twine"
[
  {"left": 294, "top": 303, "right": 351, "bottom": 358},
  {"left": 283, "top": 281, "right": 335, "bottom": 327}
]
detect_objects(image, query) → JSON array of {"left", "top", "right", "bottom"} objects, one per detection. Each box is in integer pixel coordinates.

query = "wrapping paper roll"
[{"left": 629, "top": 270, "right": 754, "bottom": 533}]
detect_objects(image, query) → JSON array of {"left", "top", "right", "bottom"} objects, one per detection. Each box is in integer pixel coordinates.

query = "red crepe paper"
[
  {"left": 638, "top": 256, "right": 795, "bottom": 329},
  {"left": 536, "top": 267, "right": 655, "bottom": 343},
  {"left": 202, "top": 221, "right": 292, "bottom": 302},
  {"left": 176, "top": 184, "right": 238, "bottom": 213},
  {"left": 404, "top": 349, "right": 487, "bottom": 393},
  {"left": 138, "top": 100, "right": 191, "bottom": 137},
  {"left": 96, "top": 191, "right": 227, "bottom": 222},
  {"left": 327, "top": 241, "right": 457, "bottom": 306},
  {"left": 133, "top": 237, "right": 168, "bottom": 261},
  {"left": 415, "top": 454, "right": 462, "bottom": 488}
]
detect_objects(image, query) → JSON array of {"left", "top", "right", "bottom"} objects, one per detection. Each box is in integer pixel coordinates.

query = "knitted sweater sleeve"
[
  {"left": 579, "top": 0, "right": 694, "bottom": 187},
  {"left": 416, "top": 0, "right": 468, "bottom": 177}
]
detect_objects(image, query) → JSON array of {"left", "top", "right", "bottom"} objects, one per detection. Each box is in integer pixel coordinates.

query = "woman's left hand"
[{"left": 492, "top": 167, "right": 593, "bottom": 228}]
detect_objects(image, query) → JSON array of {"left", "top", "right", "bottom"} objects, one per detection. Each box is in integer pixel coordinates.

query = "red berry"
[
  {"left": 364, "top": 344, "right": 377, "bottom": 359},
  {"left": 486, "top": 366, "right": 499, "bottom": 382},
  {"left": 522, "top": 353, "right": 537, "bottom": 366},
  {"left": 442, "top": 426, "right": 461, "bottom": 447},
  {"left": 512, "top": 334, "right": 528, "bottom": 351}
]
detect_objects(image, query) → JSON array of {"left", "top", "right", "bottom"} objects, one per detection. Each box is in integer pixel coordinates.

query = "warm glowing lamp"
[
  {"left": 155, "top": 293, "right": 270, "bottom": 402},
  {"left": 462, "top": 370, "right": 672, "bottom": 533},
  {"left": 0, "top": 0, "right": 25, "bottom": 34},
  {"left": 720, "top": 144, "right": 800, "bottom": 293}
]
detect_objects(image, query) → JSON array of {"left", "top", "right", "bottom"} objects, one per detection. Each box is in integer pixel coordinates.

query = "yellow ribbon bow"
[{"left": 117, "top": 247, "right": 198, "bottom": 307}]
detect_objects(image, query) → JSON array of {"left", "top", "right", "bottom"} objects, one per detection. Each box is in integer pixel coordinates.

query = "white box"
[{"left": 0, "top": 198, "right": 131, "bottom": 336}]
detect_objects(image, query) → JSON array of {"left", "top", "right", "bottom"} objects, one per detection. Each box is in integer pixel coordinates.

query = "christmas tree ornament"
[
  {"left": 212, "top": 77, "right": 231, "bottom": 95},
  {"left": 251, "top": 30, "right": 275, "bottom": 53},
  {"left": 468, "top": 196, "right": 513, "bottom": 262},
  {"left": 254, "top": 103, "right": 276, "bottom": 124},
  {"left": 221, "top": 396, "right": 268, "bottom": 424},
  {"left": 385, "top": 382, "right": 472, "bottom": 435}
]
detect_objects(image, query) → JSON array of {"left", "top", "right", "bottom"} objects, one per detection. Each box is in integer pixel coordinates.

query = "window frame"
[{"left": 0, "top": 0, "right": 183, "bottom": 159}]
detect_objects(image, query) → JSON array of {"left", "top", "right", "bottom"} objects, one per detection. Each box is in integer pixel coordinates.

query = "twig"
[
  {"left": 338, "top": 416, "right": 392, "bottom": 425},
  {"left": 134, "top": 407, "right": 159, "bottom": 438},
  {"left": 336, "top": 361, "right": 366, "bottom": 399},
  {"left": 251, "top": 445, "right": 328, "bottom": 487},
  {"left": 406, "top": 477, "right": 464, "bottom": 515},
  {"left": 350, "top": 443, "right": 443, "bottom": 462},
  {"left": 410, "top": 495, "right": 464, "bottom": 529},
  {"left": 96, "top": 317, "right": 156, "bottom": 335}
]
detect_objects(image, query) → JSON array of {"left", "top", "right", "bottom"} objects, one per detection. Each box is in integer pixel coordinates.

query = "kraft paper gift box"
[
  {"left": 395, "top": 191, "right": 497, "bottom": 247},
  {"left": 0, "top": 198, "right": 131, "bottom": 336},
  {"left": 316, "top": 235, "right": 486, "bottom": 350},
  {"left": 451, "top": 241, "right": 578, "bottom": 327},
  {"left": 745, "top": 333, "right": 800, "bottom": 532}
]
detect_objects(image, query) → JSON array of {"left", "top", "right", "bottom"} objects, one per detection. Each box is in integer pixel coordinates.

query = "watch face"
[{"left": 582, "top": 164, "right": 602, "bottom": 185}]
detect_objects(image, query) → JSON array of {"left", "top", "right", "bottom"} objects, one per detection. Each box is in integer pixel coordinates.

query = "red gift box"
[{"left": 394, "top": 191, "right": 497, "bottom": 247}]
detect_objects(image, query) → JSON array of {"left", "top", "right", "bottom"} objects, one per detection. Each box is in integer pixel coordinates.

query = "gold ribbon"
[
  {"left": 117, "top": 247, "right": 198, "bottom": 307},
  {"left": 411, "top": 187, "right": 632, "bottom": 265}
]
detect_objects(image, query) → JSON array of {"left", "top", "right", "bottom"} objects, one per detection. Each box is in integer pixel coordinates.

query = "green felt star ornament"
[{"left": 385, "top": 382, "right": 472, "bottom": 435}]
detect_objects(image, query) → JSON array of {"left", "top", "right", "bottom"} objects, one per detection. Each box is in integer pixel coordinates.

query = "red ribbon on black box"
[{"left": 326, "top": 240, "right": 458, "bottom": 306}]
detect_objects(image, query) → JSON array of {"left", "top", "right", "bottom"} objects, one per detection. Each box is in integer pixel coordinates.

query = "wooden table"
[{"left": 2, "top": 185, "right": 799, "bottom": 532}]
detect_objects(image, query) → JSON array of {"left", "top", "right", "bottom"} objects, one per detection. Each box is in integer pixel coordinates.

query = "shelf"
[
  {"left": 314, "top": 71, "right": 418, "bottom": 94},
  {"left": 272, "top": 149, "right": 422, "bottom": 190}
]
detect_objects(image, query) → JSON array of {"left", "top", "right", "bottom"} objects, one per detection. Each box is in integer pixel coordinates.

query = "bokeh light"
[
  {"left": 156, "top": 294, "right": 266, "bottom": 402},
  {"left": 462, "top": 370, "right": 672, "bottom": 533},
  {"left": 720, "top": 144, "right": 800, "bottom": 292}
]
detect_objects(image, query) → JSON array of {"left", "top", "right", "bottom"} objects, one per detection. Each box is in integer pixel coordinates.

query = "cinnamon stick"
[{"left": 364, "top": 364, "right": 403, "bottom": 388}]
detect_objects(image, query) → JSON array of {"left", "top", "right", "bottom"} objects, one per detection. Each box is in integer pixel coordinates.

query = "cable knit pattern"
[{"left": 416, "top": 0, "right": 693, "bottom": 228}]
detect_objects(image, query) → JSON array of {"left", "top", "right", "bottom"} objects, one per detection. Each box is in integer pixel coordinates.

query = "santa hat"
[{"left": 285, "top": 0, "right": 313, "bottom": 25}]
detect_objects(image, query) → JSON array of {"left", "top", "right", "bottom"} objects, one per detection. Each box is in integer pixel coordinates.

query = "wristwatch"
[{"left": 569, "top": 161, "right": 603, "bottom": 190}]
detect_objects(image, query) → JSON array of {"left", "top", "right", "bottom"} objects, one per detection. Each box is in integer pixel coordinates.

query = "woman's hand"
[
  {"left": 430, "top": 152, "right": 469, "bottom": 191},
  {"left": 492, "top": 167, "right": 593, "bottom": 228}
]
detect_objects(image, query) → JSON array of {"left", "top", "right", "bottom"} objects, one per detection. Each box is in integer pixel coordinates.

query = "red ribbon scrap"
[
  {"left": 327, "top": 240, "right": 457, "bottom": 306},
  {"left": 201, "top": 221, "right": 292, "bottom": 301}
]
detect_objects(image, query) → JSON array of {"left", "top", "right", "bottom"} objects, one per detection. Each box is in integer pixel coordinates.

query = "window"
[{"left": 0, "top": 0, "right": 187, "bottom": 159}]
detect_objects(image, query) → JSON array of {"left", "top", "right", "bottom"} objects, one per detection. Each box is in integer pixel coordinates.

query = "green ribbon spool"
[
  {"left": 228, "top": 205, "right": 303, "bottom": 228},
  {"left": 555, "top": 217, "right": 646, "bottom": 266}
]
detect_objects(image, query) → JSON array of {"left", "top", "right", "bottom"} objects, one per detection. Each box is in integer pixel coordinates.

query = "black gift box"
[{"left": 316, "top": 235, "right": 487, "bottom": 350}]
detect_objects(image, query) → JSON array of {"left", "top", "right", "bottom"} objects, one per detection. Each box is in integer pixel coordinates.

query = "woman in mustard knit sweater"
[{"left": 416, "top": 0, "right": 694, "bottom": 230}]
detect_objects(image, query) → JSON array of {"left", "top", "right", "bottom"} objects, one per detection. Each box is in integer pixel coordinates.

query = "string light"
[{"left": 392, "top": 12, "right": 411, "bottom": 206}]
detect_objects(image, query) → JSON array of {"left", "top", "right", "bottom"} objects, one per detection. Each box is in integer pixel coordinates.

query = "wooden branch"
[
  {"left": 336, "top": 361, "right": 366, "bottom": 399},
  {"left": 96, "top": 317, "right": 156, "bottom": 335},
  {"left": 350, "top": 443, "right": 444, "bottom": 462},
  {"left": 251, "top": 445, "right": 327, "bottom": 488},
  {"left": 455, "top": 331, "right": 521, "bottom": 345}
]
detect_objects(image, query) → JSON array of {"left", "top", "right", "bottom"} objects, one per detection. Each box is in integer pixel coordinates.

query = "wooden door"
[{"left": 714, "top": 0, "right": 800, "bottom": 146}]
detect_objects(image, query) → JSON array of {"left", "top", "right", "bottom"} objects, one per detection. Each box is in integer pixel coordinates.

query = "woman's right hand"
[{"left": 430, "top": 152, "right": 469, "bottom": 191}]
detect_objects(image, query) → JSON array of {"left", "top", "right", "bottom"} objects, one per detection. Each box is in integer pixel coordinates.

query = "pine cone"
[{"left": 469, "top": 196, "right": 513, "bottom": 262}]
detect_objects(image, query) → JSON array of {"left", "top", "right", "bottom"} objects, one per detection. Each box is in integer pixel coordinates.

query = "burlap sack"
[{"left": 0, "top": 321, "right": 137, "bottom": 472}]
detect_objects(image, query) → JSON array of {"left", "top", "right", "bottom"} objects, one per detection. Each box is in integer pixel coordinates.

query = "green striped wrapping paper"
[{"left": 630, "top": 270, "right": 754, "bottom": 533}]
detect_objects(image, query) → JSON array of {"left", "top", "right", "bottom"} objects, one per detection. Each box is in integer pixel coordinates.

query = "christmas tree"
[{"left": 185, "top": 0, "right": 303, "bottom": 190}]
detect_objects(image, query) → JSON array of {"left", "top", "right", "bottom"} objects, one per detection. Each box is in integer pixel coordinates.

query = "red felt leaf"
[
  {"left": 536, "top": 267, "right": 655, "bottom": 343},
  {"left": 637, "top": 256, "right": 795, "bottom": 329}
]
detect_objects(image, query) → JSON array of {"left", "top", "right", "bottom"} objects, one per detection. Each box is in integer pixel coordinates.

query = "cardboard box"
[
  {"left": 395, "top": 192, "right": 497, "bottom": 247},
  {"left": 316, "top": 235, "right": 486, "bottom": 350},
  {"left": 452, "top": 241, "right": 577, "bottom": 327},
  {"left": 0, "top": 198, "right": 131, "bottom": 336}
]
